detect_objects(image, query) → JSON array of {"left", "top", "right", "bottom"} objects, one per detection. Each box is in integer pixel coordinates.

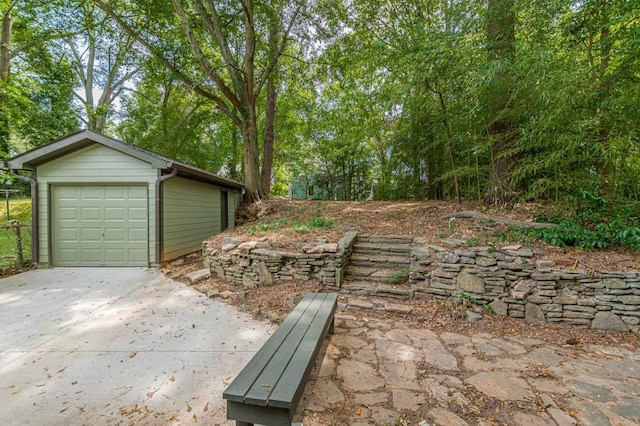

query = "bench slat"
[
  {"left": 242, "top": 294, "right": 329, "bottom": 406},
  {"left": 268, "top": 293, "right": 336, "bottom": 409},
  {"left": 223, "top": 293, "right": 318, "bottom": 403}
]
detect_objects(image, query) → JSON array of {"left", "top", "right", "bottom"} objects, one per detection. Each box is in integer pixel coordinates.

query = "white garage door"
[{"left": 52, "top": 185, "right": 148, "bottom": 266}]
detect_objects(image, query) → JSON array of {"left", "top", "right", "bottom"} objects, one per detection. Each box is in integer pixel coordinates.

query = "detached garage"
[{"left": 5, "top": 130, "right": 244, "bottom": 267}]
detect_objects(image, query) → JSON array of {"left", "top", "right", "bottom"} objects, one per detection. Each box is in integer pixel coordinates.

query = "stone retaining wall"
[
  {"left": 408, "top": 245, "right": 640, "bottom": 333},
  {"left": 203, "top": 232, "right": 357, "bottom": 288},
  {"left": 203, "top": 233, "right": 640, "bottom": 333}
]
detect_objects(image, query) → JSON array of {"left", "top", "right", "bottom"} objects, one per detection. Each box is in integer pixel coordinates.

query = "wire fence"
[{"left": 0, "top": 221, "right": 32, "bottom": 271}]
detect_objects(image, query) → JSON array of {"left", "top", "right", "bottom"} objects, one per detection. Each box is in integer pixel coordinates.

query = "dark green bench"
[{"left": 223, "top": 292, "right": 338, "bottom": 426}]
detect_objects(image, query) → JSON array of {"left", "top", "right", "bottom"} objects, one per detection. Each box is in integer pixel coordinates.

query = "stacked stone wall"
[
  {"left": 203, "top": 232, "right": 357, "bottom": 289},
  {"left": 202, "top": 233, "right": 639, "bottom": 333}
]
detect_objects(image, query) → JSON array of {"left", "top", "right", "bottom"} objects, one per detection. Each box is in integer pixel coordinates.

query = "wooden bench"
[{"left": 223, "top": 292, "right": 338, "bottom": 426}]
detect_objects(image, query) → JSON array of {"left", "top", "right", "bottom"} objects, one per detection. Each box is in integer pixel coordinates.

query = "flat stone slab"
[
  {"left": 466, "top": 372, "right": 535, "bottom": 401},
  {"left": 565, "top": 380, "right": 617, "bottom": 403},
  {"left": 337, "top": 359, "right": 384, "bottom": 392},
  {"left": 185, "top": 268, "right": 211, "bottom": 284},
  {"left": 422, "top": 339, "right": 458, "bottom": 370}
]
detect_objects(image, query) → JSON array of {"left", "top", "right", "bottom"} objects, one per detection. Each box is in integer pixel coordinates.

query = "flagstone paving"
[{"left": 300, "top": 313, "right": 640, "bottom": 426}]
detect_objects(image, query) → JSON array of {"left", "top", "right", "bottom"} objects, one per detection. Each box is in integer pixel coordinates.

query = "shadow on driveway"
[{"left": 0, "top": 267, "right": 274, "bottom": 425}]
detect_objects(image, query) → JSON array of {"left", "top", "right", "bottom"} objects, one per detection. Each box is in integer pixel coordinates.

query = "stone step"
[
  {"left": 341, "top": 281, "right": 413, "bottom": 299},
  {"left": 357, "top": 235, "right": 415, "bottom": 245},
  {"left": 350, "top": 254, "right": 411, "bottom": 269},
  {"left": 352, "top": 242, "right": 413, "bottom": 256},
  {"left": 343, "top": 265, "right": 409, "bottom": 283}
]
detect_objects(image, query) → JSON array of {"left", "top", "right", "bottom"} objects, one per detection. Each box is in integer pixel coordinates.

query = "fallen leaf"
[
  {"left": 203, "top": 402, "right": 209, "bottom": 412},
  {"left": 129, "top": 352, "right": 137, "bottom": 359},
  {"left": 355, "top": 407, "right": 362, "bottom": 415},
  {"left": 170, "top": 376, "right": 176, "bottom": 382},
  {"left": 261, "top": 384, "right": 270, "bottom": 387},
  {"left": 186, "top": 403, "right": 192, "bottom": 412}
]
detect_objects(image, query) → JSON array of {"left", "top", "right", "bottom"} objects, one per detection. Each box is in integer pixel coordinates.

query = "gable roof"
[{"left": 4, "top": 130, "right": 244, "bottom": 190}]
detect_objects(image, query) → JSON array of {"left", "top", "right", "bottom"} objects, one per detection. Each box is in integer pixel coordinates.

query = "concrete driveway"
[{"left": 0, "top": 268, "right": 274, "bottom": 425}]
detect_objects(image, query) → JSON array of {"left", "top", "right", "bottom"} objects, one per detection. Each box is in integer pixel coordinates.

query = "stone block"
[
  {"left": 553, "top": 296, "right": 578, "bottom": 305},
  {"left": 476, "top": 256, "right": 497, "bottom": 267},
  {"left": 563, "top": 305, "right": 596, "bottom": 313},
  {"left": 185, "top": 268, "right": 211, "bottom": 285},
  {"left": 436, "top": 252, "right": 460, "bottom": 264},
  {"left": 489, "top": 299, "right": 508, "bottom": 316},
  {"left": 563, "top": 311, "right": 594, "bottom": 319},
  {"left": 604, "top": 278, "right": 629, "bottom": 289},
  {"left": 541, "top": 303, "right": 562, "bottom": 312},
  {"left": 457, "top": 272, "right": 485, "bottom": 294},
  {"left": 528, "top": 295, "right": 552, "bottom": 304},
  {"left": 591, "top": 312, "right": 630, "bottom": 332},
  {"left": 526, "top": 303, "right": 546, "bottom": 324},
  {"left": 256, "top": 261, "right": 273, "bottom": 284},
  {"left": 536, "top": 259, "right": 555, "bottom": 269},
  {"left": 620, "top": 295, "right": 640, "bottom": 305}
]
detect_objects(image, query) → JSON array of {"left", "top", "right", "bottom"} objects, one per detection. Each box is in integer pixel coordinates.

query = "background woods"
[{"left": 0, "top": 0, "right": 638, "bottom": 205}]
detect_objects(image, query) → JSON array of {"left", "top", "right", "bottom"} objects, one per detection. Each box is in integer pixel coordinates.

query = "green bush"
[{"left": 524, "top": 194, "right": 640, "bottom": 252}]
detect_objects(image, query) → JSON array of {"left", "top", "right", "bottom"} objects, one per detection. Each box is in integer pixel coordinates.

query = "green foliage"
[
  {"left": 0, "top": 198, "right": 32, "bottom": 223},
  {"left": 524, "top": 194, "right": 640, "bottom": 252},
  {"left": 247, "top": 218, "right": 289, "bottom": 236},
  {"left": 387, "top": 268, "right": 409, "bottom": 285},
  {"left": 308, "top": 216, "right": 333, "bottom": 229}
]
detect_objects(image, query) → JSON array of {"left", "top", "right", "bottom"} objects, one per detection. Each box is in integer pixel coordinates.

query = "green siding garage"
[
  {"left": 52, "top": 185, "right": 149, "bottom": 266},
  {"left": 5, "top": 130, "right": 244, "bottom": 267}
]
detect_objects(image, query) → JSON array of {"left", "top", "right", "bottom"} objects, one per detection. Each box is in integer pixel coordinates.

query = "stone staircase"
[{"left": 342, "top": 235, "right": 414, "bottom": 297}]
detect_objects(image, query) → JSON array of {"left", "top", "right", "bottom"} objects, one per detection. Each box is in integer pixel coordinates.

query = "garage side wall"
[
  {"left": 162, "top": 177, "right": 221, "bottom": 261},
  {"left": 36, "top": 144, "right": 158, "bottom": 266}
]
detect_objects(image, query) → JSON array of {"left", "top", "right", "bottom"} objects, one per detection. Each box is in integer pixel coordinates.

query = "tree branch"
[
  {"left": 173, "top": 0, "right": 241, "bottom": 110},
  {"left": 93, "top": 0, "right": 241, "bottom": 127}
]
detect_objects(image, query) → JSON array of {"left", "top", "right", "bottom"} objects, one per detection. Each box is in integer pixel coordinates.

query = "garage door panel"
[
  {"left": 105, "top": 207, "right": 125, "bottom": 220},
  {"left": 128, "top": 249, "right": 148, "bottom": 263},
  {"left": 128, "top": 186, "right": 147, "bottom": 200},
  {"left": 53, "top": 185, "right": 148, "bottom": 266},
  {"left": 105, "top": 228, "right": 125, "bottom": 242},
  {"left": 58, "top": 228, "right": 78, "bottom": 241},
  {"left": 104, "top": 187, "right": 126, "bottom": 200},
  {"left": 81, "top": 187, "right": 102, "bottom": 200},
  {"left": 81, "top": 249, "right": 101, "bottom": 263},
  {"left": 81, "top": 207, "right": 101, "bottom": 220},
  {"left": 128, "top": 207, "right": 147, "bottom": 220},
  {"left": 58, "top": 207, "right": 78, "bottom": 220},
  {"left": 128, "top": 228, "right": 147, "bottom": 241},
  {"left": 81, "top": 228, "right": 102, "bottom": 241},
  {"left": 105, "top": 249, "right": 125, "bottom": 262}
]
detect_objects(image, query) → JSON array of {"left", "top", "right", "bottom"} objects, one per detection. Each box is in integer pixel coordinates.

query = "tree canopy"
[{"left": 1, "top": 0, "right": 638, "bottom": 205}]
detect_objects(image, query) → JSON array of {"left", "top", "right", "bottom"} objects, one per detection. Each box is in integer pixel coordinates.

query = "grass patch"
[
  {"left": 0, "top": 198, "right": 32, "bottom": 224},
  {"left": 309, "top": 216, "right": 333, "bottom": 229},
  {"left": 387, "top": 268, "right": 409, "bottom": 284}
]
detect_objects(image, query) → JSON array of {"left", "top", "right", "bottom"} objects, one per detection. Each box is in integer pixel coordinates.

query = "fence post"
[{"left": 13, "top": 221, "right": 23, "bottom": 264}]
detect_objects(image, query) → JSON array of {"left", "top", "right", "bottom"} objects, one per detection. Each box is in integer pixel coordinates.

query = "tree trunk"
[
  {"left": 0, "top": 10, "right": 13, "bottom": 154},
  {"left": 260, "top": 24, "right": 278, "bottom": 196},
  {"left": 241, "top": 105, "right": 264, "bottom": 203},
  {"left": 261, "top": 76, "right": 276, "bottom": 196},
  {"left": 484, "top": 0, "right": 518, "bottom": 205}
]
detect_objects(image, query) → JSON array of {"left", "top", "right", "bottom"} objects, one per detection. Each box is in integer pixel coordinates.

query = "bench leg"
[
  {"left": 328, "top": 317, "right": 335, "bottom": 335},
  {"left": 235, "top": 422, "right": 253, "bottom": 426}
]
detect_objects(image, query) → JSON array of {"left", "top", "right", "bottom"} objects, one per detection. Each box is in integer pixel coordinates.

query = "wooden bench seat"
[{"left": 223, "top": 292, "right": 338, "bottom": 426}]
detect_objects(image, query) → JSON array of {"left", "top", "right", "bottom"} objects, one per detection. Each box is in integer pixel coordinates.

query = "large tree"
[
  {"left": 94, "top": 0, "right": 304, "bottom": 202},
  {"left": 483, "top": 0, "right": 517, "bottom": 204},
  {"left": 62, "top": 2, "right": 141, "bottom": 133}
]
